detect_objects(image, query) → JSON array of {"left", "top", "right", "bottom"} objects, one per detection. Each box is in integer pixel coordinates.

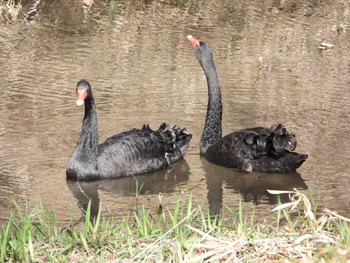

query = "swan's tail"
[
  {"left": 158, "top": 123, "right": 192, "bottom": 157},
  {"left": 284, "top": 153, "right": 309, "bottom": 171},
  {"left": 143, "top": 123, "right": 192, "bottom": 160}
]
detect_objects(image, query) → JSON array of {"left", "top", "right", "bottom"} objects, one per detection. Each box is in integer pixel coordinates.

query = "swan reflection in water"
[
  {"left": 201, "top": 156, "right": 308, "bottom": 215},
  {"left": 66, "top": 159, "right": 190, "bottom": 219},
  {"left": 67, "top": 156, "right": 307, "bottom": 219}
]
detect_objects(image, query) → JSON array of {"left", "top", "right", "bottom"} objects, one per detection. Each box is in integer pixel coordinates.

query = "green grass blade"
[
  {"left": 84, "top": 200, "right": 92, "bottom": 235},
  {"left": 80, "top": 233, "right": 89, "bottom": 253},
  {"left": 93, "top": 202, "right": 102, "bottom": 234},
  {"left": 1, "top": 213, "right": 13, "bottom": 262},
  {"left": 28, "top": 233, "right": 34, "bottom": 261}
]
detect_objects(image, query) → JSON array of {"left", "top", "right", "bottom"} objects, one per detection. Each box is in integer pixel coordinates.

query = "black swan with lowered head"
[
  {"left": 187, "top": 35, "right": 308, "bottom": 172},
  {"left": 66, "top": 80, "right": 192, "bottom": 181}
]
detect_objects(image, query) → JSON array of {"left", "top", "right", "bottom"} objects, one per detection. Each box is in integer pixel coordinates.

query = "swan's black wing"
[
  {"left": 204, "top": 124, "right": 308, "bottom": 173},
  {"left": 96, "top": 123, "right": 192, "bottom": 178}
]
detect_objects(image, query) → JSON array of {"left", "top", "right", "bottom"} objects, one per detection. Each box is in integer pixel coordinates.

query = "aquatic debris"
[
  {"left": 318, "top": 42, "right": 334, "bottom": 50},
  {"left": 23, "top": 0, "right": 40, "bottom": 24}
]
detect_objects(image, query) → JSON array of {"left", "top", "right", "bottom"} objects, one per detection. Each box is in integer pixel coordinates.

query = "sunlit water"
[{"left": 0, "top": 0, "right": 350, "bottom": 225}]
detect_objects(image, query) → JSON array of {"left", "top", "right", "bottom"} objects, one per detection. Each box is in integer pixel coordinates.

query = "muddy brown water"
[{"left": 0, "top": 1, "right": 350, "bottom": 225}]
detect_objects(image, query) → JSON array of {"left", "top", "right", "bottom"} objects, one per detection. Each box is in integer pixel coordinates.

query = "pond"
[{"left": 0, "top": 0, "right": 349, "bottom": 225}]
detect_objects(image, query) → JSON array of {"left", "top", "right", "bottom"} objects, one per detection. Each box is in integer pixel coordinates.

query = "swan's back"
[
  {"left": 203, "top": 124, "right": 308, "bottom": 173},
  {"left": 96, "top": 123, "right": 192, "bottom": 178}
]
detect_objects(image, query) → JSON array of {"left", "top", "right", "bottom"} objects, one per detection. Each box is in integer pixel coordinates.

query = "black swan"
[
  {"left": 66, "top": 80, "right": 192, "bottom": 181},
  {"left": 187, "top": 35, "right": 308, "bottom": 172}
]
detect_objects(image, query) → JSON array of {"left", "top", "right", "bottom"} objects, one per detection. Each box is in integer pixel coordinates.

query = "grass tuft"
[{"left": 0, "top": 189, "right": 350, "bottom": 261}]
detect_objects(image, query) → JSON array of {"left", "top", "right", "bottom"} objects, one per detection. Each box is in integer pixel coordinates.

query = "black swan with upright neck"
[
  {"left": 66, "top": 80, "right": 192, "bottom": 181},
  {"left": 187, "top": 35, "right": 308, "bottom": 172}
]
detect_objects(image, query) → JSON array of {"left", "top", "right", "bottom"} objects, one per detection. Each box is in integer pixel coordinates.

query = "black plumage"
[
  {"left": 187, "top": 35, "right": 307, "bottom": 173},
  {"left": 66, "top": 80, "right": 192, "bottom": 181}
]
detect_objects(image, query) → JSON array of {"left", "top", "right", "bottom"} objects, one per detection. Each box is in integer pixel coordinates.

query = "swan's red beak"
[
  {"left": 76, "top": 88, "right": 86, "bottom": 106},
  {"left": 187, "top": 35, "right": 200, "bottom": 47}
]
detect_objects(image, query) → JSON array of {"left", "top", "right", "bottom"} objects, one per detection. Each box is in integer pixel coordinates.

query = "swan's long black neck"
[
  {"left": 78, "top": 99, "right": 99, "bottom": 162},
  {"left": 200, "top": 60, "right": 222, "bottom": 154},
  {"left": 67, "top": 98, "right": 99, "bottom": 179}
]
